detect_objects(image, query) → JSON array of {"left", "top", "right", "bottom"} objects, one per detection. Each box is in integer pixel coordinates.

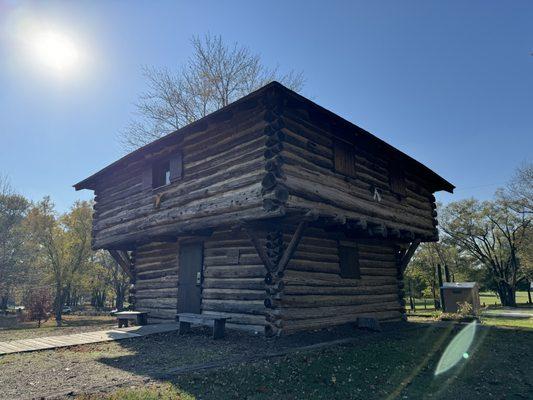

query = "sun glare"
[{"left": 32, "top": 31, "right": 79, "bottom": 73}]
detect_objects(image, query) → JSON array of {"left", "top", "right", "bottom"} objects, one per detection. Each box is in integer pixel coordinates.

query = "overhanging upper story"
[{"left": 75, "top": 82, "right": 454, "bottom": 250}]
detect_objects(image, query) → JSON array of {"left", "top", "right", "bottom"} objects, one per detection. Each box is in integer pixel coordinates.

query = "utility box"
[{"left": 441, "top": 282, "right": 480, "bottom": 314}]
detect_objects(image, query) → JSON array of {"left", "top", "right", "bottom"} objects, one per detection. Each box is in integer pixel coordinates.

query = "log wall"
[
  {"left": 202, "top": 229, "right": 267, "bottom": 332},
  {"left": 265, "top": 227, "right": 404, "bottom": 336},
  {"left": 134, "top": 242, "right": 179, "bottom": 323},
  {"left": 133, "top": 229, "right": 268, "bottom": 330},
  {"left": 263, "top": 101, "right": 439, "bottom": 240},
  {"left": 91, "top": 102, "right": 273, "bottom": 250},
  {"left": 132, "top": 227, "right": 404, "bottom": 335}
]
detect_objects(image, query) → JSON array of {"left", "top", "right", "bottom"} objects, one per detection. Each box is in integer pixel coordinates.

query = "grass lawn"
[
  {"left": 0, "top": 314, "right": 116, "bottom": 341},
  {"left": 408, "top": 291, "right": 531, "bottom": 312},
  {"left": 76, "top": 323, "right": 533, "bottom": 400}
]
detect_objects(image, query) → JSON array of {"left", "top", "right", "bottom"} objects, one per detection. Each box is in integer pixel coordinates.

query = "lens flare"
[{"left": 435, "top": 321, "right": 477, "bottom": 375}]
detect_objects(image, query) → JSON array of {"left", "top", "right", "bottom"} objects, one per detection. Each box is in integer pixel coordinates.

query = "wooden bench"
[
  {"left": 115, "top": 311, "right": 148, "bottom": 328},
  {"left": 176, "top": 313, "right": 229, "bottom": 339}
]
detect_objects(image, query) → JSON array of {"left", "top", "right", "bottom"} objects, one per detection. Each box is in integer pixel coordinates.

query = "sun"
[{"left": 32, "top": 31, "right": 79, "bottom": 73}]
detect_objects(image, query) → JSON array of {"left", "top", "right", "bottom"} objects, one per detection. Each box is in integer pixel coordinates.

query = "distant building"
[{"left": 441, "top": 282, "right": 480, "bottom": 314}]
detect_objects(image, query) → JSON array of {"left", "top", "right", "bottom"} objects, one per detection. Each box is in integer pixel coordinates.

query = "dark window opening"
[
  {"left": 338, "top": 244, "right": 361, "bottom": 279},
  {"left": 389, "top": 160, "right": 406, "bottom": 197},
  {"left": 152, "top": 160, "right": 171, "bottom": 188},
  {"left": 333, "top": 139, "right": 357, "bottom": 178},
  {"left": 142, "top": 151, "right": 183, "bottom": 190}
]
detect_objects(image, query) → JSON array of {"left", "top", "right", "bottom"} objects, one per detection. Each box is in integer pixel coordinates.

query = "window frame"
[
  {"left": 389, "top": 159, "right": 407, "bottom": 198},
  {"left": 333, "top": 139, "right": 357, "bottom": 179},
  {"left": 142, "top": 151, "right": 183, "bottom": 191},
  {"left": 338, "top": 242, "right": 361, "bottom": 279},
  {"left": 152, "top": 158, "right": 171, "bottom": 189}
]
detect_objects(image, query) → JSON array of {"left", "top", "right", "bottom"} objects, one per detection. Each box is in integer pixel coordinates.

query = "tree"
[
  {"left": 25, "top": 198, "right": 93, "bottom": 325},
  {"left": 0, "top": 176, "right": 31, "bottom": 313},
  {"left": 498, "top": 162, "right": 533, "bottom": 214},
  {"left": 24, "top": 287, "right": 52, "bottom": 327},
  {"left": 441, "top": 199, "right": 531, "bottom": 307},
  {"left": 498, "top": 162, "right": 533, "bottom": 303},
  {"left": 97, "top": 251, "right": 129, "bottom": 311},
  {"left": 120, "top": 34, "right": 304, "bottom": 150},
  {"left": 407, "top": 240, "right": 471, "bottom": 309}
]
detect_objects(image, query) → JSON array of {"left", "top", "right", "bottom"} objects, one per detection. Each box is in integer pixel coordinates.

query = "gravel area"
[{"left": 0, "top": 323, "right": 407, "bottom": 399}]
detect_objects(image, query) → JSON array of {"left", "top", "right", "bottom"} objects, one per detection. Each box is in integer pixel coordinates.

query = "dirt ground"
[
  {"left": 0, "top": 323, "right": 401, "bottom": 400},
  {"left": 0, "top": 315, "right": 116, "bottom": 341}
]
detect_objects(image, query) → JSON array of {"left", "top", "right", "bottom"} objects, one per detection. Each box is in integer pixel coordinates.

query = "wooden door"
[{"left": 177, "top": 242, "right": 203, "bottom": 314}]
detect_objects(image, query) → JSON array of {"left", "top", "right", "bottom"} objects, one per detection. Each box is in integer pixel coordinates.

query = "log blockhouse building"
[{"left": 75, "top": 82, "right": 454, "bottom": 336}]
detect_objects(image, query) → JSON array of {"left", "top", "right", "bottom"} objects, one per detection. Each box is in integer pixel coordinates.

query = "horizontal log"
[
  {"left": 275, "top": 301, "right": 401, "bottom": 320},
  {"left": 278, "top": 310, "right": 402, "bottom": 334},
  {"left": 203, "top": 278, "right": 265, "bottom": 290},
  {"left": 278, "top": 293, "right": 399, "bottom": 308},
  {"left": 203, "top": 265, "right": 266, "bottom": 278},
  {"left": 201, "top": 311, "right": 265, "bottom": 326},
  {"left": 283, "top": 284, "right": 399, "bottom": 296},
  {"left": 135, "top": 298, "right": 177, "bottom": 309},
  {"left": 202, "top": 288, "right": 266, "bottom": 301},
  {"left": 202, "top": 299, "right": 265, "bottom": 315}
]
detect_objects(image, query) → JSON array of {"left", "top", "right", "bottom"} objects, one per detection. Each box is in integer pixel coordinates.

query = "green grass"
[
  {"left": 406, "top": 291, "right": 531, "bottom": 312},
  {"left": 479, "top": 291, "right": 530, "bottom": 307},
  {"left": 480, "top": 316, "right": 533, "bottom": 329},
  {"left": 78, "top": 385, "right": 194, "bottom": 400},
  {"left": 76, "top": 325, "right": 533, "bottom": 400}
]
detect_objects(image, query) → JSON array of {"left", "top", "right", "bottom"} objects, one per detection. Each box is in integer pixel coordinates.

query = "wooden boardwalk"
[{"left": 0, "top": 323, "right": 179, "bottom": 355}]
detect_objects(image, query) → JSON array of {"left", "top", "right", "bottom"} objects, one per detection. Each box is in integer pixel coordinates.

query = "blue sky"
[{"left": 0, "top": 0, "right": 531, "bottom": 211}]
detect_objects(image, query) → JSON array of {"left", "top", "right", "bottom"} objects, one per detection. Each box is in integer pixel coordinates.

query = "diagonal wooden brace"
[
  {"left": 399, "top": 239, "right": 421, "bottom": 274},
  {"left": 241, "top": 210, "right": 318, "bottom": 274},
  {"left": 109, "top": 250, "right": 134, "bottom": 281},
  {"left": 241, "top": 224, "right": 275, "bottom": 272}
]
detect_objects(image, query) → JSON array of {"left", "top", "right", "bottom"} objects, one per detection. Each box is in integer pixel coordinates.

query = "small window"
[
  {"left": 389, "top": 159, "right": 406, "bottom": 197},
  {"left": 152, "top": 159, "right": 171, "bottom": 188},
  {"left": 333, "top": 140, "right": 357, "bottom": 178},
  {"left": 142, "top": 151, "right": 183, "bottom": 190},
  {"left": 338, "top": 244, "right": 361, "bottom": 279}
]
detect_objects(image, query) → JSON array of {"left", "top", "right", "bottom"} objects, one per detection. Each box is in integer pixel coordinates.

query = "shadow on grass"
[{"left": 92, "top": 323, "right": 533, "bottom": 400}]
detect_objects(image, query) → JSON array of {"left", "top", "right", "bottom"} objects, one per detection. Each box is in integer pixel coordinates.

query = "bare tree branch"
[{"left": 119, "top": 34, "right": 305, "bottom": 151}]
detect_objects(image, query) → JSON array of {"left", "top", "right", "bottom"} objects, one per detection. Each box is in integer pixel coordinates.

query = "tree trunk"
[
  {"left": 443, "top": 264, "right": 451, "bottom": 283},
  {"left": 437, "top": 264, "right": 444, "bottom": 311},
  {"left": 54, "top": 288, "right": 63, "bottom": 327},
  {"left": 497, "top": 281, "right": 516, "bottom": 307},
  {"left": 527, "top": 281, "right": 532, "bottom": 305},
  {"left": 115, "top": 284, "right": 125, "bottom": 311},
  {"left": 0, "top": 295, "right": 8, "bottom": 315}
]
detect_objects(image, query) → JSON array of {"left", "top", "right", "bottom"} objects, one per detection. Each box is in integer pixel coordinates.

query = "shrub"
[
  {"left": 457, "top": 301, "right": 475, "bottom": 317},
  {"left": 24, "top": 288, "right": 52, "bottom": 327}
]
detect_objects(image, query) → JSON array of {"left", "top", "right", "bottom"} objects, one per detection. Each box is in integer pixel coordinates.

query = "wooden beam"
[
  {"left": 276, "top": 210, "right": 318, "bottom": 272},
  {"left": 277, "top": 220, "right": 308, "bottom": 272},
  {"left": 241, "top": 224, "right": 275, "bottom": 272},
  {"left": 399, "top": 239, "right": 421, "bottom": 273},
  {"left": 242, "top": 210, "right": 317, "bottom": 273},
  {"left": 109, "top": 250, "right": 134, "bottom": 280}
]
